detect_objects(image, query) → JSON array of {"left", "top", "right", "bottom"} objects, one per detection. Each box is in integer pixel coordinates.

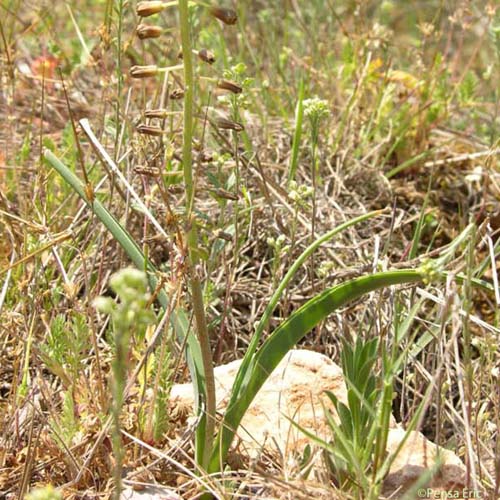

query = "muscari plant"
[{"left": 43, "top": 1, "right": 493, "bottom": 497}]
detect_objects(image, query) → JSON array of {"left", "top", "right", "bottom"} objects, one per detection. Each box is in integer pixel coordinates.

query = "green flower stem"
[
  {"left": 111, "top": 327, "right": 128, "bottom": 500},
  {"left": 114, "top": 0, "right": 124, "bottom": 162},
  {"left": 178, "top": 0, "right": 215, "bottom": 470},
  {"left": 179, "top": 0, "right": 194, "bottom": 213}
]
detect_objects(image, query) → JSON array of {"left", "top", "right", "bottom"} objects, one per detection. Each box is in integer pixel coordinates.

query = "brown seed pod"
[
  {"left": 215, "top": 117, "right": 244, "bottom": 132},
  {"left": 211, "top": 188, "right": 239, "bottom": 201},
  {"left": 145, "top": 109, "right": 169, "bottom": 119},
  {"left": 134, "top": 165, "right": 161, "bottom": 176},
  {"left": 170, "top": 89, "right": 185, "bottom": 100},
  {"left": 136, "top": 124, "right": 164, "bottom": 136},
  {"left": 198, "top": 49, "right": 215, "bottom": 64},
  {"left": 136, "top": 24, "right": 163, "bottom": 39},
  {"left": 137, "top": 1, "right": 165, "bottom": 17},
  {"left": 215, "top": 230, "right": 233, "bottom": 241},
  {"left": 130, "top": 65, "right": 159, "bottom": 78},
  {"left": 198, "top": 150, "right": 214, "bottom": 163},
  {"left": 217, "top": 79, "right": 242, "bottom": 94},
  {"left": 171, "top": 151, "right": 182, "bottom": 162},
  {"left": 179, "top": 49, "right": 215, "bottom": 64},
  {"left": 209, "top": 7, "right": 238, "bottom": 25}
]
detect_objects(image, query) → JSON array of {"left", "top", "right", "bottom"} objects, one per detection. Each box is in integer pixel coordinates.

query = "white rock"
[
  {"left": 120, "top": 485, "right": 183, "bottom": 500},
  {"left": 171, "top": 349, "right": 470, "bottom": 498}
]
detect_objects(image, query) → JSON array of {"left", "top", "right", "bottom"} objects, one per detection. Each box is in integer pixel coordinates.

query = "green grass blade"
[
  {"left": 209, "top": 269, "right": 423, "bottom": 472},
  {"left": 287, "top": 78, "right": 305, "bottom": 185},
  {"left": 409, "top": 178, "right": 431, "bottom": 260}
]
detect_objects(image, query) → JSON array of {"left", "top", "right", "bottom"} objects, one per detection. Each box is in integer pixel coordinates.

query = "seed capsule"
[
  {"left": 215, "top": 117, "right": 244, "bottom": 132},
  {"left": 130, "top": 65, "right": 159, "bottom": 78},
  {"left": 134, "top": 165, "right": 161, "bottom": 176},
  {"left": 217, "top": 79, "right": 242, "bottom": 94},
  {"left": 179, "top": 49, "right": 216, "bottom": 65},
  {"left": 170, "top": 89, "right": 185, "bottom": 100},
  {"left": 136, "top": 24, "right": 163, "bottom": 39},
  {"left": 198, "top": 49, "right": 215, "bottom": 64},
  {"left": 145, "top": 108, "right": 169, "bottom": 118},
  {"left": 209, "top": 7, "right": 238, "bottom": 25},
  {"left": 136, "top": 124, "right": 164, "bottom": 136},
  {"left": 137, "top": 1, "right": 165, "bottom": 17},
  {"left": 215, "top": 230, "right": 233, "bottom": 241},
  {"left": 198, "top": 150, "right": 214, "bottom": 163},
  {"left": 211, "top": 188, "right": 239, "bottom": 200}
]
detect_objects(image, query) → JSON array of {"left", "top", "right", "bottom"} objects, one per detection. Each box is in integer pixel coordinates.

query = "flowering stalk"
[
  {"left": 93, "top": 269, "right": 155, "bottom": 500},
  {"left": 303, "top": 97, "right": 329, "bottom": 291},
  {"left": 115, "top": 0, "right": 125, "bottom": 161},
  {"left": 178, "top": 0, "right": 216, "bottom": 470}
]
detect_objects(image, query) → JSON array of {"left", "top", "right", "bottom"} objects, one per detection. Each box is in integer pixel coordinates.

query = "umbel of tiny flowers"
[
  {"left": 417, "top": 258, "right": 442, "bottom": 285},
  {"left": 303, "top": 97, "right": 329, "bottom": 144},
  {"left": 267, "top": 234, "right": 291, "bottom": 288},
  {"left": 93, "top": 268, "right": 155, "bottom": 330},
  {"left": 288, "top": 180, "right": 313, "bottom": 210},
  {"left": 267, "top": 234, "right": 291, "bottom": 257}
]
